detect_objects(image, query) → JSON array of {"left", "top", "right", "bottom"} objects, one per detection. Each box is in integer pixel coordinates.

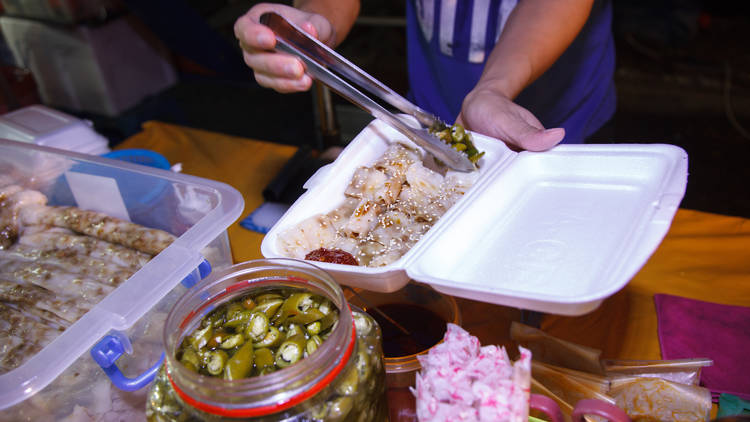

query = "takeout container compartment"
[
  {"left": 261, "top": 118, "right": 688, "bottom": 316},
  {"left": 0, "top": 139, "right": 244, "bottom": 418}
]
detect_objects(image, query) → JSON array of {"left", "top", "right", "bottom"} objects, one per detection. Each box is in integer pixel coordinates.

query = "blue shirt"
[{"left": 406, "top": 0, "right": 616, "bottom": 143}]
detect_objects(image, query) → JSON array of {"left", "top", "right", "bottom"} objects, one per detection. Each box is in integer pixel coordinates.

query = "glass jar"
[
  {"left": 145, "top": 258, "right": 388, "bottom": 421},
  {"left": 346, "top": 283, "right": 461, "bottom": 422}
]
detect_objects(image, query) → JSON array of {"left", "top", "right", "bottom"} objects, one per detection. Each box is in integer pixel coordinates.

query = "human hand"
[
  {"left": 234, "top": 3, "right": 334, "bottom": 93},
  {"left": 457, "top": 85, "right": 565, "bottom": 151}
]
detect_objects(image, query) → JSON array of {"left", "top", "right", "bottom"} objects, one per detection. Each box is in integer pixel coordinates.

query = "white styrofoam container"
[
  {"left": 261, "top": 118, "right": 688, "bottom": 316},
  {"left": 0, "top": 139, "right": 244, "bottom": 419},
  {"left": 0, "top": 105, "right": 110, "bottom": 155}
]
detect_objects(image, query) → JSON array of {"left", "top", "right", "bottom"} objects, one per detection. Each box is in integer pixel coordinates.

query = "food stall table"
[{"left": 118, "top": 121, "right": 750, "bottom": 415}]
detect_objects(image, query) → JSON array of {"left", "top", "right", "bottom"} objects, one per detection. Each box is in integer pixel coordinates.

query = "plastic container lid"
[
  {"left": 103, "top": 149, "right": 171, "bottom": 170},
  {"left": 261, "top": 118, "right": 688, "bottom": 316}
]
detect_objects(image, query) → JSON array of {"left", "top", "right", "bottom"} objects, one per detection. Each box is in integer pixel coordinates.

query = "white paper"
[{"left": 65, "top": 171, "right": 130, "bottom": 221}]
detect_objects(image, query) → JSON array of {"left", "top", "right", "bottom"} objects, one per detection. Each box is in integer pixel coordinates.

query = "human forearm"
[
  {"left": 478, "top": 0, "right": 594, "bottom": 99},
  {"left": 294, "top": 0, "right": 360, "bottom": 47},
  {"left": 457, "top": 0, "right": 589, "bottom": 150}
]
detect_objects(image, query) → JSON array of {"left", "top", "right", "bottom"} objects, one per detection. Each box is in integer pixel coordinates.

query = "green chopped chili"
[
  {"left": 206, "top": 350, "right": 228, "bottom": 376},
  {"left": 287, "top": 307, "right": 325, "bottom": 325},
  {"left": 253, "top": 325, "right": 284, "bottom": 349},
  {"left": 254, "top": 347, "right": 275, "bottom": 375},
  {"left": 306, "top": 311, "right": 337, "bottom": 335},
  {"left": 244, "top": 312, "right": 270, "bottom": 342},
  {"left": 189, "top": 325, "right": 213, "bottom": 350},
  {"left": 176, "top": 287, "right": 341, "bottom": 379},
  {"left": 327, "top": 396, "right": 354, "bottom": 421},
  {"left": 274, "top": 292, "right": 315, "bottom": 324},
  {"left": 275, "top": 333, "right": 306, "bottom": 368},
  {"left": 429, "top": 122, "right": 484, "bottom": 165},
  {"left": 224, "top": 309, "right": 252, "bottom": 328},
  {"left": 284, "top": 322, "right": 305, "bottom": 338},
  {"left": 305, "top": 335, "right": 323, "bottom": 356},
  {"left": 223, "top": 341, "right": 254, "bottom": 380},
  {"left": 179, "top": 348, "right": 200, "bottom": 372},
  {"left": 254, "top": 293, "right": 283, "bottom": 303},
  {"left": 254, "top": 298, "right": 284, "bottom": 318},
  {"left": 219, "top": 333, "right": 244, "bottom": 349},
  {"left": 336, "top": 365, "right": 360, "bottom": 396}
]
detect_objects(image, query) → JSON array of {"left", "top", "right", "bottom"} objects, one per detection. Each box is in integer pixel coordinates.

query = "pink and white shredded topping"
[{"left": 411, "top": 323, "right": 531, "bottom": 422}]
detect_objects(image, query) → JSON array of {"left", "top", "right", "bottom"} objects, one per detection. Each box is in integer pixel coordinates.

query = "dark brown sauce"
[{"left": 370, "top": 303, "right": 446, "bottom": 357}]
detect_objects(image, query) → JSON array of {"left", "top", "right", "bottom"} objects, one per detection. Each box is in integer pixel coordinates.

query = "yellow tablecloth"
[{"left": 119, "top": 121, "right": 750, "bottom": 363}]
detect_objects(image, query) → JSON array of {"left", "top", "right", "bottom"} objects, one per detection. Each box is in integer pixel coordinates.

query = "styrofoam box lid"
[
  {"left": 261, "top": 118, "right": 688, "bottom": 316},
  {"left": 0, "top": 139, "right": 244, "bottom": 409}
]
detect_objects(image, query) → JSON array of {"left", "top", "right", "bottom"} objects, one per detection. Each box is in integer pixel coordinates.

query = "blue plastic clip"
[
  {"left": 92, "top": 260, "right": 212, "bottom": 391},
  {"left": 90, "top": 334, "right": 165, "bottom": 392},
  {"left": 180, "top": 259, "right": 212, "bottom": 288}
]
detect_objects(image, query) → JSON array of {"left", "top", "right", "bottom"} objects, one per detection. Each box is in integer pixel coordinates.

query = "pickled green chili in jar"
[
  {"left": 176, "top": 288, "right": 340, "bottom": 379},
  {"left": 146, "top": 259, "right": 388, "bottom": 421}
]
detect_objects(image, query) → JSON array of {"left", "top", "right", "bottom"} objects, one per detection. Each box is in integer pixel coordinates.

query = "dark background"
[{"left": 2, "top": 0, "right": 749, "bottom": 218}]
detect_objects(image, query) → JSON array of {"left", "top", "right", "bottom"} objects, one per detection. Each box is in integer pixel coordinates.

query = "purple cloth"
[{"left": 655, "top": 294, "right": 750, "bottom": 401}]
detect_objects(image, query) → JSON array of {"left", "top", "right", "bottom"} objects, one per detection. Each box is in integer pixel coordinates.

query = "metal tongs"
[{"left": 260, "top": 12, "right": 475, "bottom": 172}]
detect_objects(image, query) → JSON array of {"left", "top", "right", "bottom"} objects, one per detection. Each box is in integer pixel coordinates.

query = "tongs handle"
[
  {"left": 260, "top": 12, "right": 444, "bottom": 131},
  {"left": 260, "top": 12, "right": 475, "bottom": 172}
]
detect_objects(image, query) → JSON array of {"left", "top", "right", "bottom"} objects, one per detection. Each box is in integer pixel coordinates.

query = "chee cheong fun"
[
  {"left": 413, "top": 323, "right": 531, "bottom": 422},
  {"left": 276, "top": 143, "right": 479, "bottom": 267},
  {"left": 0, "top": 184, "right": 176, "bottom": 373}
]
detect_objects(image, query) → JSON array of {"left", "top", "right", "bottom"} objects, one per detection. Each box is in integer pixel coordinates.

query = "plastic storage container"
[
  {"left": 261, "top": 118, "right": 689, "bottom": 316},
  {"left": 0, "top": 104, "right": 110, "bottom": 155},
  {"left": 0, "top": 138, "right": 244, "bottom": 420},
  {"left": 145, "top": 259, "right": 388, "bottom": 421}
]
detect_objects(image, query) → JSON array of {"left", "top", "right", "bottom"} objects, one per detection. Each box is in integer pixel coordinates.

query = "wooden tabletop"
[{"left": 119, "top": 121, "right": 750, "bottom": 417}]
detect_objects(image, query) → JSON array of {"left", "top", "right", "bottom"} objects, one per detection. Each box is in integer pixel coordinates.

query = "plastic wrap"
[
  {"left": 511, "top": 322, "right": 604, "bottom": 375},
  {"left": 514, "top": 323, "right": 716, "bottom": 422},
  {"left": 603, "top": 358, "right": 713, "bottom": 386},
  {"left": 531, "top": 378, "right": 576, "bottom": 420},
  {"left": 610, "top": 377, "right": 712, "bottom": 421},
  {"left": 533, "top": 362, "right": 612, "bottom": 402}
]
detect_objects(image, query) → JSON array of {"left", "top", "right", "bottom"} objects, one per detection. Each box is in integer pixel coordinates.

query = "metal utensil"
[{"left": 260, "top": 12, "right": 476, "bottom": 172}]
